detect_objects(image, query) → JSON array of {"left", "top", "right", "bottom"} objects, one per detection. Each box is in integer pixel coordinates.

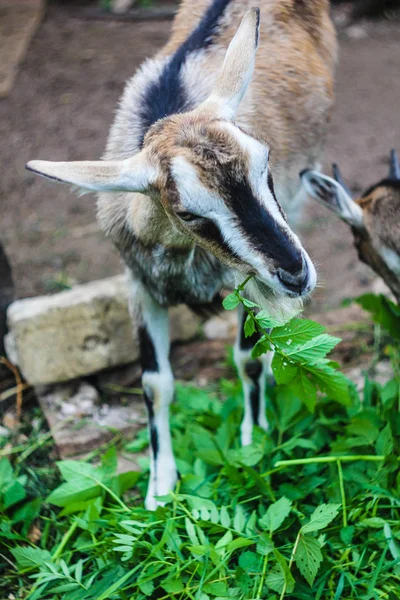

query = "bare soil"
[{"left": 0, "top": 4, "right": 399, "bottom": 313}]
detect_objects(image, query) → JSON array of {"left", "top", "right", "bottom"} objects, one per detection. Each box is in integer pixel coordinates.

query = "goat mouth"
[
  {"left": 253, "top": 278, "right": 275, "bottom": 299},
  {"left": 245, "top": 277, "right": 303, "bottom": 321}
]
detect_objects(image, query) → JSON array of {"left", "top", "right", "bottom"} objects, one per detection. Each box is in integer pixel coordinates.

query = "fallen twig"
[{"left": 0, "top": 356, "right": 24, "bottom": 419}]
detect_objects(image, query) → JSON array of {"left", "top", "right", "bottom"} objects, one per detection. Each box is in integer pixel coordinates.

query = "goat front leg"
[
  {"left": 128, "top": 276, "right": 177, "bottom": 510},
  {"left": 234, "top": 305, "right": 273, "bottom": 446}
]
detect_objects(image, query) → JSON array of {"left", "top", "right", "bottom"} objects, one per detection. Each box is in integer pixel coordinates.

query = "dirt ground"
[{"left": 1, "top": 3, "right": 399, "bottom": 313}]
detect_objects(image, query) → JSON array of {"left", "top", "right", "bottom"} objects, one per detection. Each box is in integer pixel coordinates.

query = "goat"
[
  {"left": 301, "top": 150, "right": 400, "bottom": 304},
  {"left": 26, "top": 1, "right": 336, "bottom": 509}
]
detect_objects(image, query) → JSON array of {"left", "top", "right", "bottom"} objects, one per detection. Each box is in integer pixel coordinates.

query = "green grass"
[{"left": 0, "top": 291, "right": 399, "bottom": 599}]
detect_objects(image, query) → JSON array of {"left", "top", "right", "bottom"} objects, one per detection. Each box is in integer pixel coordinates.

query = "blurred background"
[{"left": 0, "top": 0, "right": 399, "bottom": 313}]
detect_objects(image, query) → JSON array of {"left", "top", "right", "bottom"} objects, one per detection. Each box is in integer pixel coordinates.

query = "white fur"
[
  {"left": 380, "top": 245, "right": 400, "bottom": 275},
  {"left": 301, "top": 170, "right": 364, "bottom": 228},
  {"left": 129, "top": 279, "right": 177, "bottom": 510},
  {"left": 234, "top": 319, "right": 272, "bottom": 446}
]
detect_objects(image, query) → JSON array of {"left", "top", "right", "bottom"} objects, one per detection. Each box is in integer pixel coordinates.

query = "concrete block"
[{"left": 6, "top": 275, "right": 201, "bottom": 385}]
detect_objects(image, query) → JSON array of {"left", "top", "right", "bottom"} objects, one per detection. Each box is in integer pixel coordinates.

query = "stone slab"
[
  {"left": 36, "top": 381, "right": 146, "bottom": 457},
  {"left": 0, "top": 0, "right": 45, "bottom": 98},
  {"left": 6, "top": 274, "right": 201, "bottom": 385}
]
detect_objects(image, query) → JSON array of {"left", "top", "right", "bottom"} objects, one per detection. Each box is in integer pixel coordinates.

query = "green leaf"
[
  {"left": 220, "top": 506, "right": 231, "bottom": 528},
  {"left": 162, "top": 578, "right": 184, "bottom": 593},
  {"left": 11, "top": 546, "right": 52, "bottom": 569},
  {"left": 340, "top": 526, "right": 354, "bottom": 546},
  {"left": 271, "top": 319, "right": 325, "bottom": 347},
  {"left": 227, "top": 537, "right": 254, "bottom": 552},
  {"left": 239, "top": 551, "right": 259, "bottom": 570},
  {"left": 223, "top": 293, "right": 240, "bottom": 310},
  {"left": 271, "top": 353, "right": 298, "bottom": 384},
  {"left": 243, "top": 314, "right": 256, "bottom": 338},
  {"left": 266, "top": 550, "right": 295, "bottom": 594},
  {"left": 286, "top": 334, "right": 341, "bottom": 364},
  {"left": 359, "top": 517, "right": 386, "bottom": 528},
  {"left": 255, "top": 310, "right": 286, "bottom": 329},
  {"left": 295, "top": 534, "right": 323, "bottom": 586},
  {"left": 4, "top": 480, "right": 26, "bottom": 508},
  {"left": 101, "top": 445, "right": 118, "bottom": 476},
  {"left": 376, "top": 422, "right": 394, "bottom": 455},
  {"left": 0, "top": 458, "right": 13, "bottom": 485},
  {"left": 139, "top": 580, "right": 154, "bottom": 596},
  {"left": 289, "top": 368, "right": 317, "bottom": 413},
  {"left": 256, "top": 532, "right": 274, "bottom": 556},
  {"left": 185, "top": 517, "right": 200, "bottom": 546},
  {"left": 47, "top": 481, "right": 101, "bottom": 507},
  {"left": 215, "top": 530, "right": 233, "bottom": 551},
  {"left": 251, "top": 335, "right": 271, "bottom": 359},
  {"left": 356, "top": 293, "right": 400, "bottom": 340},
  {"left": 233, "top": 505, "right": 246, "bottom": 533},
  {"left": 301, "top": 504, "right": 340, "bottom": 533},
  {"left": 204, "top": 581, "right": 228, "bottom": 595},
  {"left": 381, "top": 378, "right": 399, "bottom": 405},
  {"left": 12, "top": 498, "right": 41, "bottom": 526},
  {"left": 259, "top": 497, "right": 292, "bottom": 534},
  {"left": 307, "top": 362, "right": 352, "bottom": 405},
  {"left": 57, "top": 460, "right": 100, "bottom": 482},
  {"left": 242, "top": 298, "right": 259, "bottom": 308},
  {"left": 228, "top": 444, "right": 264, "bottom": 467}
]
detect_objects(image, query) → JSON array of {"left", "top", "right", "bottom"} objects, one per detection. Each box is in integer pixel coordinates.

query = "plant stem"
[
  {"left": 279, "top": 531, "right": 301, "bottom": 600},
  {"left": 52, "top": 519, "right": 79, "bottom": 561},
  {"left": 337, "top": 459, "right": 347, "bottom": 527},
  {"left": 274, "top": 455, "right": 392, "bottom": 467},
  {"left": 256, "top": 554, "right": 268, "bottom": 599},
  {"left": 15, "top": 417, "right": 74, "bottom": 465}
]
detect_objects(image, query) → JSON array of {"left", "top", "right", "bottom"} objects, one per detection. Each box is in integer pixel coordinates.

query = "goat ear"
[
  {"left": 26, "top": 152, "right": 158, "bottom": 194},
  {"left": 200, "top": 8, "right": 260, "bottom": 120},
  {"left": 300, "top": 169, "right": 364, "bottom": 227}
]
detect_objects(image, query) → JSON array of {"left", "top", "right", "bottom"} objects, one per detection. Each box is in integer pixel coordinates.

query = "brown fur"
[
  {"left": 165, "top": 0, "right": 336, "bottom": 184},
  {"left": 352, "top": 183, "right": 400, "bottom": 302}
]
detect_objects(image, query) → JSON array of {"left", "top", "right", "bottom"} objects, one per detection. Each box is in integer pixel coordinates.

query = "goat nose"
[{"left": 277, "top": 263, "right": 309, "bottom": 296}]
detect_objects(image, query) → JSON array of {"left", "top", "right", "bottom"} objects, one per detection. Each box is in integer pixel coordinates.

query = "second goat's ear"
[
  {"left": 26, "top": 151, "right": 159, "bottom": 195},
  {"left": 300, "top": 169, "right": 364, "bottom": 227}
]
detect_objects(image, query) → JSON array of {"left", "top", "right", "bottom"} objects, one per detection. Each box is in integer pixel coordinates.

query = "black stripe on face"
[
  {"left": 193, "top": 219, "right": 247, "bottom": 267},
  {"left": 139, "top": 325, "right": 159, "bottom": 373},
  {"left": 139, "top": 0, "right": 233, "bottom": 145},
  {"left": 221, "top": 171, "right": 303, "bottom": 274}
]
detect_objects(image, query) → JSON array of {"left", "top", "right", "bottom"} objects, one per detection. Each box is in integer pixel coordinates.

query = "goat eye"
[{"left": 177, "top": 211, "right": 199, "bottom": 222}]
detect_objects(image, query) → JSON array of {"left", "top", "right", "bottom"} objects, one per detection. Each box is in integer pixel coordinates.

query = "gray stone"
[
  {"left": 36, "top": 381, "right": 146, "bottom": 457},
  {"left": 345, "top": 360, "right": 394, "bottom": 392},
  {"left": 0, "top": 425, "right": 10, "bottom": 438},
  {"left": 111, "top": 0, "right": 135, "bottom": 14},
  {"left": 6, "top": 275, "right": 201, "bottom": 385}
]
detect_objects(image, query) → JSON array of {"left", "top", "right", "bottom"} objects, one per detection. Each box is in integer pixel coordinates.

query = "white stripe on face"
[
  {"left": 170, "top": 156, "right": 275, "bottom": 279},
  {"left": 169, "top": 154, "right": 306, "bottom": 293}
]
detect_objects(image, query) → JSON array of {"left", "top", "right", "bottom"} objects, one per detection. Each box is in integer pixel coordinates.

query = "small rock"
[
  {"left": 28, "top": 524, "right": 42, "bottom": 544},
  {"left": 0, "top": 425, "right": 10, "bottom": 438},
  {"left": 370, "top": 277, "right": 392, "bottom": 298},
  {"left": 2, "top": 408, "right": 18, "bottom": 430},
  {"left": 346, "top": 360, "right": 394, "bottom": 392},
  {"left": 36, "top": 380, "right": 146, "bottom": 457},
  {"left": 204, "top": 311, "right": 237, "bottom": 341},
  {"left": 346, "top": 24, "right": 368, "bottom": 40},
  {"left": 111, "top": 0, "right": 135, "bottom": 14}
]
